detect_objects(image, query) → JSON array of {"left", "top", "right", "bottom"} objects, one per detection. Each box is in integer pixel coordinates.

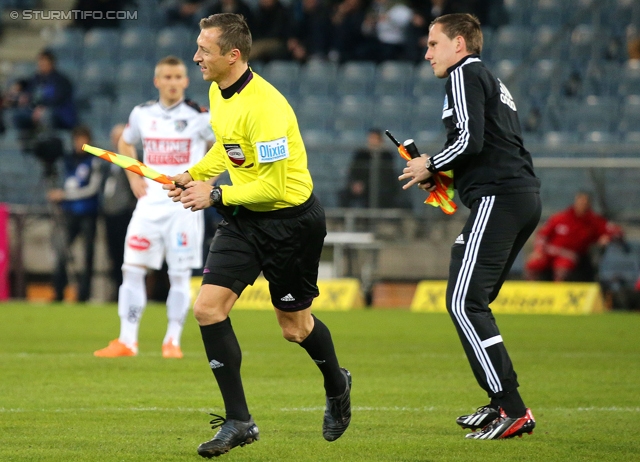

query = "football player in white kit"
[{"left": 95, "top": 56, "right": 215, "bottom": 358}]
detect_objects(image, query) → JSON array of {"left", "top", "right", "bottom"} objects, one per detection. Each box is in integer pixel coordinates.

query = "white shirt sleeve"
[
  {"left": 122, "top": 106, "right": 141, "bottom": 145},
  {"left": 199, "top": 113, "right": 215, "bottom": 142}
]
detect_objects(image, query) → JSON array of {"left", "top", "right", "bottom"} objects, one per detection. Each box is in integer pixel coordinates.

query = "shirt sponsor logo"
[
  {"left": 174, "top": 119, "right": 188, "bottom": 132},
  {"left": 224, "top": 143, "right": 245, "bottom": 166},
  {"left": 256, "top": 137, "right": 289, "bottom": 163},
  {"left": 143, "top": 138, "right": 191, "bottom": 164},
  {"left": 128, "top": 235, "right": 150, "bottom": 251}
]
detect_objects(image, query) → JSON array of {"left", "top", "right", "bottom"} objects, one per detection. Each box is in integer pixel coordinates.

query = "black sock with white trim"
[
  {"left": 299, "top": 315, "right": 346, "bottom": 397},
  {"left": 200, "top": 318, "right": 250, "bottom": 421}
]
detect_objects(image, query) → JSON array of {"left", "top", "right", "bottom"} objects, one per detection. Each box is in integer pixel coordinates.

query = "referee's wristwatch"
[
  {"left": 425, "top": 157, "right": 436, "bottom": 173},
  {"left": 209, "top": 186, "right": 223, "bottom": 207}
]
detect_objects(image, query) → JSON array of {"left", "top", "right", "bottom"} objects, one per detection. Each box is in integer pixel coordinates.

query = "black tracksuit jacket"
[{"left": 429, "top": 54, "right": 540, "bottom": 208}]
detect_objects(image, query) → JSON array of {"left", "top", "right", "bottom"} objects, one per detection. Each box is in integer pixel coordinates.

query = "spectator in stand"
[
  {"left": 525, "top": 192, "right": 623, "bottom": 282},
  {"left": 340, "top": 128, "right": 407, "bottom": 208},
  {"left": 249, "top": 0, "right": 291, "bottom": 62},
  {"left": 288, "top": 0, "right": 332, "bottom": 62},
  {"left": 10, "top": 50, "right": 77, "bottom": 142},
  {"left": 204, "top": 0, "right": 254, "bottom": 29},
  {"left": 101, "top": 124, "right": 137, "bottom": 301},
  {"left": 71, "top": 0, "right": 130, "bottom": 30},
  {"left": 361, "top": 0, "right": 414, "bottom": 62},
  {"left": 328, "top": 0, "right": 368, "bottom": 62},
  {"left": 161, "top": 0, "right": 208, "bottom": 27},
  {"left": 48, "top": 126, "right": 102, "bottom": 302}
]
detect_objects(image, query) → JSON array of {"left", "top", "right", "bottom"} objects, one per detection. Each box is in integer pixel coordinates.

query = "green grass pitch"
[{"left": 1, "top": 303, "right": 639, "bottom": 461}]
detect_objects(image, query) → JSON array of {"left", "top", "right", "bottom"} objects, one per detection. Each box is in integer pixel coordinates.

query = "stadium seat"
[
  {"left": 297, "top": 96, "right": 335, "bottom": 131},
  {"left": 372, "top": 96, "right": 413, "bottom": 134},
  {"left": 502, "top": 0, "right": 530, "bottom": 26},
  {"left": 300, "top": 129, "right": 336, "bottom": 149},
  {"left": 373, "top": 61, "right": 414, "bottom": 97},
  {"left": 298, "top": 60, "right": 338, "bottom": 97},
  {"left": 336, "top": 62, "right": 376, "bottom": 96},
  {"left": 618, "top": 95, "right": 640, "bottom": 133},
  {"left": 334, "top": 95, "right": 374, "bottom": 132},
  {"left": 559, "top": 96, "right": 619, "bottom": 133},
  {"left": 410, "top": 96, "right": 446, "bottom": 134},
  {"left": 83, "top": 28, "right": 120, "bottom": 63},
  {"left": 492, "top": 26, "right": 531, "bottom": 61},
  {"left": 116, "top": 61, "right": 156, "bottom": 102},
  {"left": 529, "top": 26, "right": 563, "bottom": 60},
  {"left": 414, "top": 130, "right": 443, "bottom": 146},
  {"left": 529, "top": 0, "right": 565, "bottom": 26},
  {"left": 111, "top": 99, "right": 137, "bottom": 126},
  {"left": 77, "top": 60, "right": 114, "bottom": 101},
  {"left": 119, "top": 28, "right": 156, "bottom": 63},
  {"left": 568, "top": 24, "right": 599, "bottom": 64},
  {"left": 603, "top": 169, "right": 640, "bottom": 219},
  {"left": 583, "top": 60, "right": 621, "bottom": 96},
  {"left": 493, "top": 59, "right": 521, "bottom": 83},
  {"left": 260, "top": 60, "right": 300, "bottom": 100},
  {"left": 523, "top": 59, "right": 560, "bottom": 101},
  {"left": 598, "top": 242, "right": 640, "bottom": 290},
  {"left": 412, "top": 62, "right": 446, "bottom": 98},
  {"left": 604, "top": 0, "right": 640, "bottom": 29},
  {"left": 542, "top": 131, "right": 581, "bottom": 147},
  {"left": 622, "top": 131, "right": 640, "bottom": 144},
  {"left": 582, "top": 131, "right": 619, "bottom": 144},
  {"left": 49, "top": 28, "right": 85, "bottom": 63},
  {"left": 155, "top": 26, "right": 193, "bottom": 62},
  {"left": 90, "top": 97, "right": 112, "bottom": 134},
  {"left": 618, "top": 60, "right": 640, "bottom": 96},
  {"left": 7, "top": 61, "right": 36, "bottom": 80}
]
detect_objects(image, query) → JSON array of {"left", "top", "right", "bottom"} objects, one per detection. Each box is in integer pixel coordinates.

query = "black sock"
[
  {"left": 299, "top": 315, "right": 346, "bottom": 397},
  {"left": 200, "top": 318, "right": 250, "bottom": 421},
  {"left": 498, "top": 389, "right": 526, "bottom": 418}
]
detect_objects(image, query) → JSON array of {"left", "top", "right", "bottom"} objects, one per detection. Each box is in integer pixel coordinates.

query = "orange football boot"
[
  {"left": 94, "top": 339, "right": 138, "bottom": 357},
  {"left": 162, "top": 339, "right": 183, "bottom": 359}
]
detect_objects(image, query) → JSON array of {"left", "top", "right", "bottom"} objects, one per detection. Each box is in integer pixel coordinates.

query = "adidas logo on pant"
[{"left": 209, "top": 359, "right": 224, "bottom": 369}]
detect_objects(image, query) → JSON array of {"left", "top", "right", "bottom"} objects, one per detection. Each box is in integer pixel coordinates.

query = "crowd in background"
[{"left": 64, "top": 0, "right": 507, "bottom": 63}]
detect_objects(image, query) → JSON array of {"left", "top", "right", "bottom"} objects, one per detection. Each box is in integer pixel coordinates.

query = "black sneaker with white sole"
[
  {"left": 456, "top": 404, "right": 501, "bottom": 430},
  {"left": 323, "top": 368, "right": 352, "bottom": 442},
  {"left": 465, "top": 408, "right": 536, "bottom": 440},
  {"left": 197, "top": 414, "right": 259, "bottom": 458}
]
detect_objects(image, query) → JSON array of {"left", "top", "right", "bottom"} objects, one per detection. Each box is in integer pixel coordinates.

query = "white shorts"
[{"left": 123, "top": 200, "right": 204, "bottom": 272}]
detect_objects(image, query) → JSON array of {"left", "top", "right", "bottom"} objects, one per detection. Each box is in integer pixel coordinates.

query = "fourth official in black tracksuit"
[{"left": 426, "top": 54, "right": 541, "bottom": 418}]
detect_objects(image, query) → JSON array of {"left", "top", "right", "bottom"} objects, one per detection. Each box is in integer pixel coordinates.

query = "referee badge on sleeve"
[{"left": 224, "top": 143, "right": 246, "bottom": 166}]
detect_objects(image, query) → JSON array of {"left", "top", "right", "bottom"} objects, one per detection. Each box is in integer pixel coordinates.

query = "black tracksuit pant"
[{"left": 446, "top": 192, "right": 541, "bottom": 402}]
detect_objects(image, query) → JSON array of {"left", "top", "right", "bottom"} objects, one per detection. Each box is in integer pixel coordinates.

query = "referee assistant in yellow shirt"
[{"left": 165, "top": 13, "right": 351, "bottom": 458}]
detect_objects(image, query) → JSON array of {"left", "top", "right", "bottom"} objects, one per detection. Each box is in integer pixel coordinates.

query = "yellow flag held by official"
[{"left": 425, "top": 170, "right": 456, "bottom": 215}]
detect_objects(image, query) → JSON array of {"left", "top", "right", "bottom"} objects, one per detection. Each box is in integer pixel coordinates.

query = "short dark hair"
[
  {"left": 199, "top": 13, "right": 252, "bottom": 61},
  {"left": 72, "top": 125, "right": 92, "bottom": 141},
  {"left": 431, "top": 13, "right": 483, "bottom": 55},
  {"left": 38, "top": 49, "right": 56, "bottom": 64}
]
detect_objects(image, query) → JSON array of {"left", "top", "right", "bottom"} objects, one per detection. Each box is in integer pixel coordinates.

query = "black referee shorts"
[{"left": 202, "top": 194, "right": 326, "bottom": 312}]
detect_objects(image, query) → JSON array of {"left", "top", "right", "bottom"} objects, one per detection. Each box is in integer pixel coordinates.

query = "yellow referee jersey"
[{"left": 188, "top": 71, "right": 313, "bottom": 212}]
